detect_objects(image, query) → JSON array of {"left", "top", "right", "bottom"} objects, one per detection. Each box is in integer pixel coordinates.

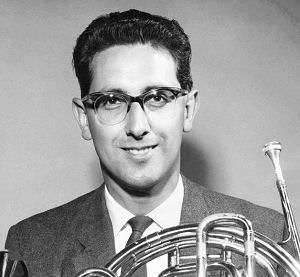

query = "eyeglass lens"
[{"left": 93, "top": 88, "right": 182, "bottom": 125}]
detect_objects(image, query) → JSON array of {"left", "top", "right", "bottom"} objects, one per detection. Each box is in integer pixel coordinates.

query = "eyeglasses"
[{"left": 81, "top": 87, "right": 188, "bottom": 125}]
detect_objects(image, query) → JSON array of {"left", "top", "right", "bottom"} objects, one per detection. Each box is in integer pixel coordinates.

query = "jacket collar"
[{"left": 180, "top": 175, "right": 209, "bottom": 224}]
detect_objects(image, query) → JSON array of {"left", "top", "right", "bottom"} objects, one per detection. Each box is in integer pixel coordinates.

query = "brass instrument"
[
  {"left": 74, "top": 141, "right": 300, "bottom": 276},
  {"left": 0, "top": 250, "right": 28, "bottom": 277},
  {"left": 263, "top": 141, "right": 300, "bottom": 258}
]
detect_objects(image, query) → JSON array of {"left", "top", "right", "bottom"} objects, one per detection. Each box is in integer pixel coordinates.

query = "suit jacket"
[{"left": 5, "top": 176, "right": 289, "bottom": 276}]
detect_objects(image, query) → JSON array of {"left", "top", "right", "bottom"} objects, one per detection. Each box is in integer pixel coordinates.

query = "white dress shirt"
[{"left": 105, "top": 175, "right": 184, "bottom": 277}]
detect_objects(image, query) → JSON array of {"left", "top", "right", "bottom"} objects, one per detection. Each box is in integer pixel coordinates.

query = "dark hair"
[{"left": 73, "top": 9, "right": 193, "bottom": 98}]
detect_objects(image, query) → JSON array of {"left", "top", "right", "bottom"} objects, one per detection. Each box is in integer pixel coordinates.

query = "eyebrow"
[{"left": 93, "top": 85, "right": 166, "bottom": 95}]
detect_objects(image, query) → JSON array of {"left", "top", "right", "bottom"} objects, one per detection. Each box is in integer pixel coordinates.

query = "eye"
[
  {"left": 144, "top": 89, "right": 175, "bottom": 108},
  {"left": 95, "top": 94, "right": 126, "bottom": 110}
]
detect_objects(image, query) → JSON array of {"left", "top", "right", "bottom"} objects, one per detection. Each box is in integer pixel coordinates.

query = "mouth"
[{"left": 122, "top": 145, "right": 157, "bottom": 156}]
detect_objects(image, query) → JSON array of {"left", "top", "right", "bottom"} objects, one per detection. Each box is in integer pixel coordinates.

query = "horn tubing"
[
  {"left": 263, "top": 141, "right": 300, "bottom": 261},
  {"left": 196, "top": 213, "right": 255, "bottom": 277},
  {"left": 74, "top": 220, "right": 300, "bottom": 276}
]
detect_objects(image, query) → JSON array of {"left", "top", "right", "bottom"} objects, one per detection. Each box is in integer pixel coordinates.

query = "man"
[{"left": 5, "top": 9, "right": 291, "bottom": 277}]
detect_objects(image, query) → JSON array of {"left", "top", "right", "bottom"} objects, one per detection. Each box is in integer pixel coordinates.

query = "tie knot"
[{"left": 128, "top": 215, "right": 153, "bottom": 234}]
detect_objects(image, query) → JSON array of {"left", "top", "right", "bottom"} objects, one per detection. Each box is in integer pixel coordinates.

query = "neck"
[{"left": 104, "top": 173, "right": 180, "bottom": 215}]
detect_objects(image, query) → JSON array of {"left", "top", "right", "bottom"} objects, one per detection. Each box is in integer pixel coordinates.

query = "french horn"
[{"left": 74, "top": 142, "right": 300, "bottom": 276}]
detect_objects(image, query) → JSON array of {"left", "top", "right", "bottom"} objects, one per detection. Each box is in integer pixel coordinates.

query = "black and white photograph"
[{"left": 1, "top": 0, "right": 300, "bottom": 276}]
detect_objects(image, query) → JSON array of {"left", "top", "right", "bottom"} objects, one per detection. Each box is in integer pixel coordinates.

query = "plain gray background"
[{"left": 1, "top": 0, "right": 300, "bottom": 248}]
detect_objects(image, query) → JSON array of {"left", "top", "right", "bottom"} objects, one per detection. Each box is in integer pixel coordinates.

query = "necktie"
[{"left": 124, "top": 215, "right": 153, "bottom": 277}]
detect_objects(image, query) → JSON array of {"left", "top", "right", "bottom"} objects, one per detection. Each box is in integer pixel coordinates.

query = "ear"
[
  {"left": 72, "top": 98, "right": 92, "bottom": 141},
  {"left": 183, "top": 89, "right": 200, "bottom": 132}
]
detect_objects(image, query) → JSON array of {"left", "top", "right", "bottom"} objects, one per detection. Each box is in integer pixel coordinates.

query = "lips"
[{"left": 122, "top": 145, "right": 157, "bottom": 155}]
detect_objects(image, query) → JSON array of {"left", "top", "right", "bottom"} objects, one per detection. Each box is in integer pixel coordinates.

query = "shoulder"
[
  {"left": 182, "top": 175, "right": 285, "bottom": 240},
  {"left": 6, "top": 186, "right": 103, "bottom": 250},
  {"left": 19, "top": 187, "right": 100, "bottom": 227}
]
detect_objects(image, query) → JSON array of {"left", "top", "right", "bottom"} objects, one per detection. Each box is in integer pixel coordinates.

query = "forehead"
[{"left": 89, "top": 43, "right": 179, "bottom": 94}]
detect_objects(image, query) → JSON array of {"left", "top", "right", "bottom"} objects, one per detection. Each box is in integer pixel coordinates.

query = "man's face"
[{"left": 74, "top": 44, "right": 197, "bottom": 195}]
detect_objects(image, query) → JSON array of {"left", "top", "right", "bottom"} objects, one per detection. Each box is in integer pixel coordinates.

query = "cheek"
[
  {"left": 156, "top": 114, "right": 184, "bottom": 150},
  {"left": 87, "top": 115, "right": 119, "bottom": 155}
]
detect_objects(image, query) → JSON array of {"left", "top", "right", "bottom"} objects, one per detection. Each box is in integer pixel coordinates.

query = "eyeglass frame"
[{"left": 80, "top": 86, "right": 189, "bottom": 125}]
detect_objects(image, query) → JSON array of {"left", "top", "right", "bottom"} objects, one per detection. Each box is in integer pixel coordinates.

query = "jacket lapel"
[
  {"left": 178, "top": 175, "right": 210, "bottom": 275},
  {"left": 180, "top": 175, "right": 209, "bottom": 224},
  {"left": 62, "top": 185, "right": 116, "bottom": 275}
]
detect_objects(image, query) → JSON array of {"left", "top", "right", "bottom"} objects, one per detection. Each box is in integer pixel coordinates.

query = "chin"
[
  {"left": 125, "top": 175, "right": 157, "bottom": 187},
  {"left": 120, "top": 173, "right": 160, "bottom": 190}
]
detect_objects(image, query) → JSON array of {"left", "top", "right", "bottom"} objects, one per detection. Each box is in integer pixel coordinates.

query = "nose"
[{"left": 125, "top": 102, "right": 150, "bottom": 139}]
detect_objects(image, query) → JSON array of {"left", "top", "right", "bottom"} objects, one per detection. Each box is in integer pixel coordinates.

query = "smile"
[{"left": 122, "top": 145, "right": 157, "bottom": 156}]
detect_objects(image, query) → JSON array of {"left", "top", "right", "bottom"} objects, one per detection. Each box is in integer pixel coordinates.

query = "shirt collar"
[
  {"left": 105, "top": 187, "right": 134, "bottom": 238},
  {"left": 105, "top": 175, "right": 184, "bottom": 236},
  {"left": 147, "top": 175, "right": 183, "bottom": 229}
]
